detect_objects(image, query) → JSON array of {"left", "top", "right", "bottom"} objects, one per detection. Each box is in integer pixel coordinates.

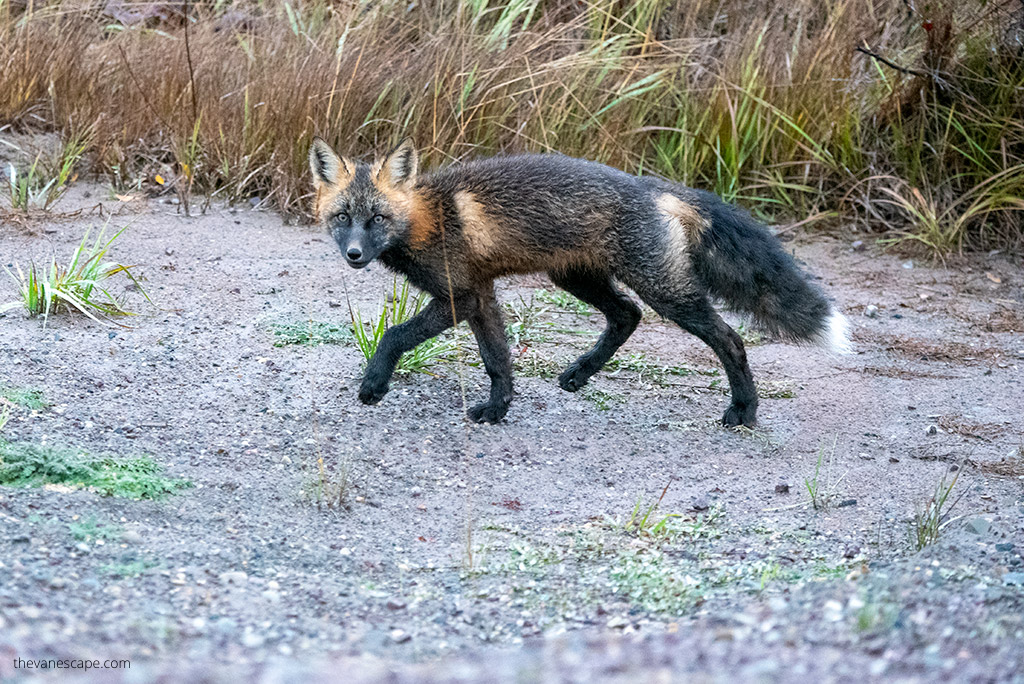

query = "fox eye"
[{"left": 373, "top": 214, "right": 385, "bottom": 224}]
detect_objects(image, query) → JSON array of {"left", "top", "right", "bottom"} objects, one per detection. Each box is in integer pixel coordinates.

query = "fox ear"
[
  {"left": 309, "top": 137, "right": 353, "bottom": 187},
  {"left": 375, "top": 137, "right": 418, "bottom": 187}
]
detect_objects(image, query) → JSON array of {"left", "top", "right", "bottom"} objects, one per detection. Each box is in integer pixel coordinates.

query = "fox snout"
[{"left": 333, "top": 224, "right": 374, "bottom": 269}]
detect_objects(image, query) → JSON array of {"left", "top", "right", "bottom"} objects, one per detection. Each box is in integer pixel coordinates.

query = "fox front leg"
[{"left": 358, "top": 298, "right": 458, "bottom": 405}]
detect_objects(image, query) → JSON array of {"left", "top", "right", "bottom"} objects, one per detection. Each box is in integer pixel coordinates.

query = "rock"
[
  {"left": 995, "top": 543, "right": 1015, "bottom": 553},
  {"left": 410, "top": 486, "right": 423, "bottom": 498},
  {"left": 1002, "top": 572, "right": 1024, "bottom": 586},
  {"left": 121, "top": 529, "right": 143, "bottom": 544},
  {"left": 902, "top": 260, "right": 914, "bottom": 269},
  {"left": 968, "top": 518, "right": 991, "bottom": 535},
  {"left": 389, "top": 628, "right": 411, "bottom": 644},
  {"left": 851, "top": 240, "right": 865, "bottom": 252},
  {"left": 49, "top": 577, "right": 69, "bottom": 589},
  {"left": 864, "top": 304, "right": 879, "bottom": 318},
  {"left": 219, "top": 571, "right": 248, "bottom": 585},
  {"left": 11, "top": 535, "right": 31, "bottom": 544},
  {"left": 691, "top": 497, "right": 710, "bottom": 512},
  {"left": 926, "top": 425, "right": 938, "bottom": 436},
  {"left": 837, "top": 499, "right": 857, "bottom": 508},
  {"left": 241, "top": 631, "right": 265, "bottom": 648},
  {"left": 606, "top": 616, "right": 629, "bottom": 629},
  {"left": 774, "top": 483, "right": 790, "bottom": 494},
  {"left": 386, "top": 599, "right": 406, "bottom": 610}
]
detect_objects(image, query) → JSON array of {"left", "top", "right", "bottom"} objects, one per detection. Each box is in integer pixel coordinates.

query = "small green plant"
[
  {"left": 534, "top": 288, "right": 593, "bottom": 316},
  {"left": 580, "top": 386, "right": 624, "bottom": 410},
  {"left": 68, "top": 516, "right": 122, "bottom": 542},
  {"left": 102, "top": 558, "right": 158, "bottom": 578},
  {"left": 303, "top": 453, "right": 351, "bottom": 509},
  {"left": 622, "top": 483, "right": 724, "bottom": 541},
  {"left": 0, "top": 440, "right": 191, "bottom": 500},
  {"left": 605, "top": 353, "right": 715, "bottom": 387},
  {"left": 0, "top": 386, "right": 49, "bottom": 411},
  {"left": 735, "top": 321, "right": 763, "bottom": 346},
  {"left": 504, "top": 294, "right": 550, "bottom": 348},
  {"left": 2, "top": 221, "right": 149, "bottom": 324},
  {"left": 804, "top": 437, "right": 846, "bottom": 511},
  {"left": 910, "top": 468, "right": 966, "bottom": 551},
  {"left": 609, "top": 549, "right": 700, "bottom": 613},
  {"left": 5, "top": 131, "right": 90, "bottom": 211},
  {"left": 350, "top": 278, "right": 457, "bottom": 374},
  {"left": 271, "top": 320, "right": 353, "bottom": 347}
]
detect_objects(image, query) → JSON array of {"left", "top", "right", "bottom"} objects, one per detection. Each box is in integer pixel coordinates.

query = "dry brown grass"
[{"left": 0, "top": 0, "right": 1022, "bottom": 250}]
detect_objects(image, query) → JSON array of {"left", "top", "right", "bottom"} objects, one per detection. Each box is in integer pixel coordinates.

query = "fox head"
[{"left": 308, "top": 137, "right": 419, "bottom": 269}]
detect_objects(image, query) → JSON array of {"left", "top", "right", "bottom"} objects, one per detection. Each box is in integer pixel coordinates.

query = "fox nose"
[{"left": 346, "top": 247, "right": 363, "bottom": 261}]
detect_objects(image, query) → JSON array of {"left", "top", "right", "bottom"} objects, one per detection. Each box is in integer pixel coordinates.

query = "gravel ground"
[{"left": 0, "top": 186, "right": 1022, "bottom": 683}]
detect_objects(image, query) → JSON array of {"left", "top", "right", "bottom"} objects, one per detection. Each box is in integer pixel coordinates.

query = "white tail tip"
[{"left": 819, "top": 310, "right": 853, "bottom": 355}]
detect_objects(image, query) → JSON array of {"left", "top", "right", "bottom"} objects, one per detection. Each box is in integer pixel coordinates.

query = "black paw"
[
  {"left": 557, "top": 362, "right": 592, "bottom": 392},
  {"left": 358, "top": 377, "right": 389, "bottom": 405},
  {"left": 722, "top": 403, "right": 757, "bottom": 428},
  {"left": 468, "top": 402, "right": 508, "bottom": 424}
]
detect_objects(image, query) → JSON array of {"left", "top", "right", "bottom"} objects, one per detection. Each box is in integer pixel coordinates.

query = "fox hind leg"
[
  {"left": 466, "top": 286, "right": 514, "bottom": 423},
  {"left": 641, "top": 292, "right": 758, "bottom": 427},
  {"left": 548, "top": 269, "right": 642, "bottom": 392}
]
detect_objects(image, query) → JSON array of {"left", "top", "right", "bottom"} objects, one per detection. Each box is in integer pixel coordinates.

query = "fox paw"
[
  {"left": 468, "top": 402, "right": 508, "bottom": 424},
  {"left": 358, "top": 378, "right": 389, "bottom": 405},
  {"left": 557, "top": 363, "right": 593, "bottom": 392},
  {"left": 722, "top": 403, "right": 757, "bottom": 428}
]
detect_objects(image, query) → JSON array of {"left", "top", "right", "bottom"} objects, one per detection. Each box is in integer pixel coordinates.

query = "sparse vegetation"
[
  {"left": 534, "top": 289, "right": 593, "bottom": 317},
  {"left": 2, "top": 222, "right": 149, "bottom": 324},
  {"left": 805, "top": 438, "right": 846, "bottom": 512},
  {"left": 350, "top": 278, "right": 459, "bottom": 375},
  {"left": 605, "top": 353, "right": 717, "bottom": 388},
  {"left": 0, "top": 440, "right": 191, "bottom": 500},
  {"left": 0, "top": 385, "right": 48, "bottom": 411},
  {"left": 302, "top": 453, "right": 351, "bottom": 510},
  {"left": 271, "top": 320, "right": 353, "bottom": 347},
  {"left": 910, "top": 468, "right": 966, "bottom": 551},
  {"left": 68, "top": 516, "right": 122, "bottom": 542}
]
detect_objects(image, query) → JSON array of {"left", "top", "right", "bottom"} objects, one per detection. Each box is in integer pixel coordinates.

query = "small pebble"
[
  {"left": 926, "top": 425, "right": 938, "bottom": 435},
  {"left": 864, "top": 304, "right": 879, "bottom": 318},
  {"left": 774, "top": 483, "right": 790, "bottom": 494},
  {"left": 389, "top": 629, "right": 411, "bottom": 644}
]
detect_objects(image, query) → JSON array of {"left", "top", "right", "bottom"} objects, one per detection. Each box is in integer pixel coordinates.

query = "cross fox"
[{"left": 308, "top": 137, "right": 849, "bottom": 427}]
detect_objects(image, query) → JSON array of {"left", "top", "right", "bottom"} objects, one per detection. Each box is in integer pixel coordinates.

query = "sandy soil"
[{"left": 0, "top": 186, "right": 1022, "bottom": 683}]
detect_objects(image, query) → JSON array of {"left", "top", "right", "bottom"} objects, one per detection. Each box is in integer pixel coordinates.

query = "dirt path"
[{"left": 1, "top": 191, "right": 1022, "bottom": 682}]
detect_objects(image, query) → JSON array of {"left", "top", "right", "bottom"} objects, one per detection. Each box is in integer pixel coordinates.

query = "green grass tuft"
[
  {"left": 271, "top": 320, "right": 353, "bottom": 347},
  {"left": 0, "top": 386, "right": 49, "bottom": 411},
  {"left": 0, "top": 440, "right": 191, "bottom": 500}
]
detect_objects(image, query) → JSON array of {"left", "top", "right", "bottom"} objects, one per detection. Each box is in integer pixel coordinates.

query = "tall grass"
[{"left": 0, "top": 0, "right": 1021, "bottom": 251}]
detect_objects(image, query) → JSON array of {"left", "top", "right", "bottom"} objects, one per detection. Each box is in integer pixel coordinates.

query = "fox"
[{"left": 308, "top": 137, "right": 850, "bottom": 427}]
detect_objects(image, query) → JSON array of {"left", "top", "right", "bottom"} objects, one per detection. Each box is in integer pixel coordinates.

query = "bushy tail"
[{"left": 689, "top": 192, "right": 851, "bottom": 354}]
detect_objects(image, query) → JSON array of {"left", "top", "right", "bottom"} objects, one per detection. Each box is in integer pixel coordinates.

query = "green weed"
[
  {"left": 805, "top": 437, "right": 846, "bottom": 512},
  {"left": 910, "top": 468, "right": 966, "bottom": 551},
  {"left": 271, "top": 320, "right": 352, "bottom": 347},
  {"left": 68, "top": 516, "right": 122, "bottom": 542},
  {"left": 534, "top": 288, "right": 593, "bottom": 316},
  {"left": 0, "top": 440, "right": 191, "bottom": 500},
  {"left": 0, "top": 386, "right": 49, "bottom": 411},
  {"left": 350, "top": 278, "right": 458, "bottom": 375},
  {"left": 2, "top": 221, "right": 149, "bottom": 324},
  {"left": 102, "top": 558, "right": 158, "bottom": 578}
]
